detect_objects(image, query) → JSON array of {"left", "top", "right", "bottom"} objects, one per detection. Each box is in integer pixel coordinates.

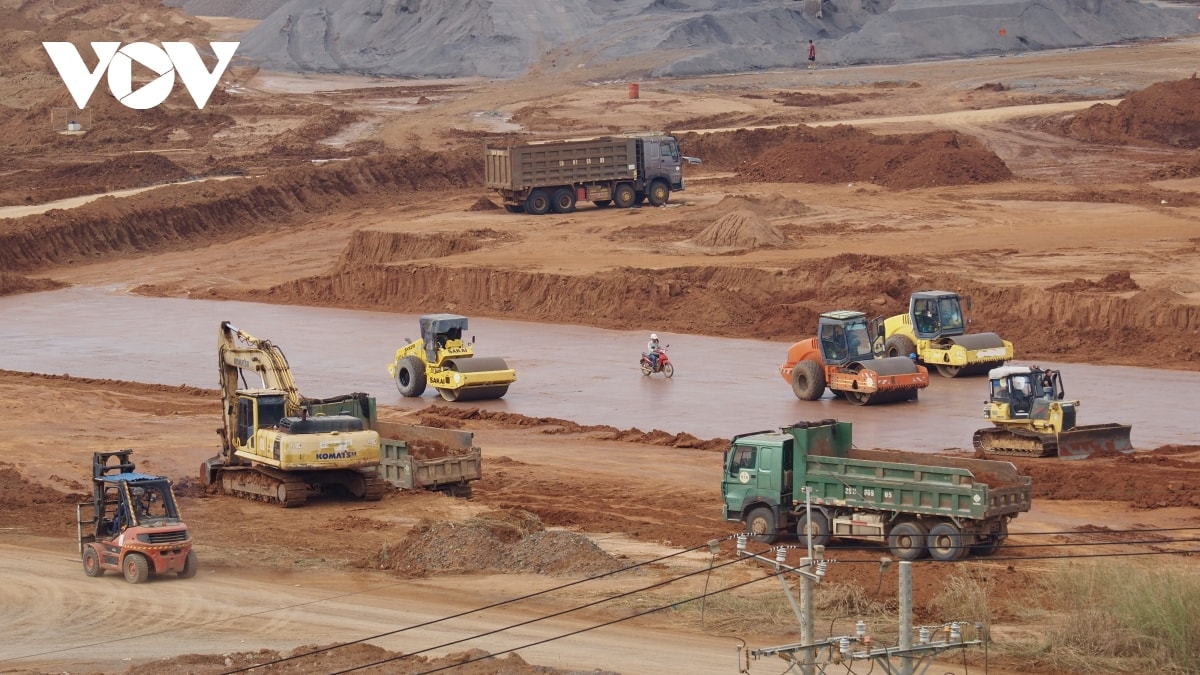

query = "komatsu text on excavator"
[{"left": 202, "top": 321, "right": 386, "bottom": 506}]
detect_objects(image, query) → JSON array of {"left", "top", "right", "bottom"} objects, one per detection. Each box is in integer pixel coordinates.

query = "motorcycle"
[{"left": 640, "top": 346, "right": 674, "bottom": 378}]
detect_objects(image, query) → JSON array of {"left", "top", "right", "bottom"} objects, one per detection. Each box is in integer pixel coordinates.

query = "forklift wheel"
[
  {"left": 123, "top": 553, "right": 150, "bottom": 584},
  {"left": 83, "top": 547, "right": 104, "bottom": 577}
]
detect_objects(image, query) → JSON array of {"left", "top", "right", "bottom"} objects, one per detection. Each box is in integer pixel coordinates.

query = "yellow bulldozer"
[
  {"left": 882, "top": 290, "right": 1013, "bottom": 377},
  {"left": 973, "top": 365, "right": 1133, "bottom": 460},
  {"left": 388, "top": 314, "right": 516, "bottom": 402}
]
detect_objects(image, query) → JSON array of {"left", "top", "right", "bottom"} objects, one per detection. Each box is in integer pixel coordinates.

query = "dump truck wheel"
[
  {"left": 123, "top": 553, "right": 150, "bottom": 584},
  {"left": 614, "top": 183, "right": 637, "bottom": 208},
  {"left": 790, "top": 360, "right": 826, "bottom": 401},
  {"left": 83, "top": 547, "right": 104, "bottom": 577},
  {"left": 395, "top": 355, "right": 427, "bottom": 397},
  {"left": 795, "top": 511, "right": 831, "bottom": 547},
  {"left": 648, "top": 180, "right": 670, "bottom": 206},
  {"left": 178, "top": 550, "right": 198, "bottom": 578},
  {"left": 887, "top": 521, "right": 928, "bottom": 561},
  {"left": 593, "top": 199, "right": 612, "bottom": 208},
  {"left": 969, "top": 536, "right": 1001, "bottom": 557},
  {"left": 746, "top": 507, "right": 779, "bottom": 544},
  {"left": 551, "top": 188, "right": 576, "bottom": 213},
  {"left": 885, "top": 335, "right": 916, "bottom": 359},
  {"left": 526, "top": 190, "right": 551, "bottom": 215},
  {"left": 927, "top": 522, "right": 965, "bottom": 561},
  {"left": 503, "top": 204, "right": 524, "bottom": 213}
]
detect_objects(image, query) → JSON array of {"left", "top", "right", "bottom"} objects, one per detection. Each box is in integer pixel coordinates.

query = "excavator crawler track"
[{"left": 219, "top": 466, "right": 309, "bottom": 507}]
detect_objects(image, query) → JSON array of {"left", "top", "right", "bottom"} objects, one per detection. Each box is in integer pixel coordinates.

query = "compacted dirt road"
[{"left": 2, "top": 5, "right": 1200, "bottom": 673}]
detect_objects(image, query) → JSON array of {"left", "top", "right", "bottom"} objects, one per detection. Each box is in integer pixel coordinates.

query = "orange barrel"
[{"left": 628, "top": 83, "right": 639, "bottom": 99}]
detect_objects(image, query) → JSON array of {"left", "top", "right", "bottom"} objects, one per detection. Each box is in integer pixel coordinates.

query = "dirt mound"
[
  {"left": 709, "top": 193, "right": 813, "bottom": 220},
  {"left": 467, "top": 197, "right": 501, "bottom": 211},
  {"left": 372, "top": 509, "right": 625, "bottom": 578},
  {"left": 334, "top": 229, "right": 508, "bottom": 269},
  {"left": 0, "top": 154, "right": 192, "bottom": 207},
  {"left": 419, "top": 405, "right": 729, "bottom": 451},
  {"left": 0, "top": 273, "right": 66, "bottom": 298},
  {"left": 681, "top": 126, "right": 1013, "bottom": 189},
  {"left": 1047, "top": 270, "right": 1140, "bottom": 293},
  {"left": 1011, "top": 445, "right": 1200, "bottom": 508},
  {"left": 131, "top": 643, "right": 563, "bottom": 675},
  {"left": 417, "top": 401, "right": 724, "bottom": 449},
  {"left": 689, "top": 210, "right": 789, "bottom": 250},
  {"left": 1151, "top": 275, "right": 1200, "bottom": 294},
  {"left": 773, "top": 91, "right": 864, "bottom": 107},
  {"left": 1062, "top": 77, "right": 1200, "bottom": 148}
]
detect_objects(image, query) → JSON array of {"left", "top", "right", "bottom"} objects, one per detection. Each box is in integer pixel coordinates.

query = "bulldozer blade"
[{"left": 1056, "top": 424, "right": 1134, "bottom": 460}]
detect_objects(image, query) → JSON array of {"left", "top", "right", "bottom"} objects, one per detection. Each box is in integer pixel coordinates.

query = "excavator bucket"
[{"left": 1056, "top": 424, "right": 1134, "bottom": 460}]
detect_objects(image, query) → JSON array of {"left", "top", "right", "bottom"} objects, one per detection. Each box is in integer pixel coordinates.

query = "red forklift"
[{"left": 77, "top": 450, "right": 196, "bottom": 583}]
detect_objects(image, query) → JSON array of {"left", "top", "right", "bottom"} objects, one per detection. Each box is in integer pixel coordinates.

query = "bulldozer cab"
[
  {"left": 910, "top": 291, "right": 967, "bottom": 339},
  {"left": 818, "top": 311, "right": 876, "bottom": 365},
  {"left": 987, "top": 366, "right": 1064, "bottom": 420},
  {"left": 419, "top": 314, "right": 472, "bottom": 364}
]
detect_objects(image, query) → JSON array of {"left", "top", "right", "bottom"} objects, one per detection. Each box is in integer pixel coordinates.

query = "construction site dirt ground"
[{"left": 3, "top": 7, "right": 1200, "bottom": 673}]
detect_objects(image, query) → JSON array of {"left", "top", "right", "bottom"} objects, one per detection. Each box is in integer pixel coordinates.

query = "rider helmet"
[{"left": 650, "top": 333, "right": 658, "bottom": 340}]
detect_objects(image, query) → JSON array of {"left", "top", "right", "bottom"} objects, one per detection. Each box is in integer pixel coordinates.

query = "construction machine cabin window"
[
  {"left": 729, "top": 445, "right": 757, "bottom": 475},
  {"left": 937, "top": 297, "right": 965, "bottom": 332}
]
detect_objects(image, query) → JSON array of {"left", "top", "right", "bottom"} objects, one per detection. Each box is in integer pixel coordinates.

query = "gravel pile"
[{"left": 192, "top": 0, "right": 1199, "bottom": 79}]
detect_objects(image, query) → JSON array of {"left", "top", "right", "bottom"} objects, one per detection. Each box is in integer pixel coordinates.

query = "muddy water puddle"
[{"left": 0, "top": 286, "right": 1194, "bottom": 451}]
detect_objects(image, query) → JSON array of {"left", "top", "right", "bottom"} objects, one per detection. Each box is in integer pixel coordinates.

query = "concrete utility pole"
[
  {"left": 900, "top": 560, "right": 913, "bottom": 675},
  {"left": 739, "top": 541, "right": 982, "bottom": 674}
]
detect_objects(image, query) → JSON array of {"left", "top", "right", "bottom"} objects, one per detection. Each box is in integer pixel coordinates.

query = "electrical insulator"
[
  {"left": 855, "top": 620, "right": 866, "bottom": 639},
  {"left": 815, "top": 560, "right": 828, "bottom": 578},
  {"left": 950, "top": 622, "right": 961, "bottom": 642},
  {"left": 775, "top": 547, "right": 788, "bottom": 564},
  {"left": 736, "top": 534, "right": 747, "bottom": 554},
  {"left": 839, "top": 637, "right": 851, "bottom": 659},
  {"left": 919, "top": 627, "right": 931, "bottom": 644}
]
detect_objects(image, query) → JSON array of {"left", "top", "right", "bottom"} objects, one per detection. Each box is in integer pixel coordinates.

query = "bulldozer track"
[{"left": 972, "top": 428, "right": 1056, "bottom": 458}]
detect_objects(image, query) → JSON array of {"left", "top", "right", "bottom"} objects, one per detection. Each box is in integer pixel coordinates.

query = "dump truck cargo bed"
[{"left": 486, "top": 138, "right": 638, "bottom": 190}]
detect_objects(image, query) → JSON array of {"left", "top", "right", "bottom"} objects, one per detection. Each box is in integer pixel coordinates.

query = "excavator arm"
[{"left": 218, "top": 321, "right": 304, "bottom": 416}]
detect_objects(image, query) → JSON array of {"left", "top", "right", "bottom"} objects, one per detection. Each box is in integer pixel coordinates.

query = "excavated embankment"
[
  {"left": 0, "top": 152, "right": 484, "bottom": 273},
  {"left": 230, "top": 251, "right": 1200, "bottom": 370}
]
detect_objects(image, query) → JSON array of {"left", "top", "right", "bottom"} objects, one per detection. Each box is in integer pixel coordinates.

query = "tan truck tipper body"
[{"left": 485, "top": 133, "right": 687, "bottom": 214}]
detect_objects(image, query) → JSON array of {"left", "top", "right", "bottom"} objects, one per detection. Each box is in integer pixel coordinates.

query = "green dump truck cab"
[{"left": 722, "top": 419, "right": 1031, "bottom": 560}]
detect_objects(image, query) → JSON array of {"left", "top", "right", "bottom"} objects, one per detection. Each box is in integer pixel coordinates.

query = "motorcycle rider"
[{"left": 645, "top": 333, "right": 662, "bottom": 371}]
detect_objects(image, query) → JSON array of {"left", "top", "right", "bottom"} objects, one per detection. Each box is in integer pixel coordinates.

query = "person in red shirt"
[{"left": 807, "top": 40, "right": 816, "bottom": 68}]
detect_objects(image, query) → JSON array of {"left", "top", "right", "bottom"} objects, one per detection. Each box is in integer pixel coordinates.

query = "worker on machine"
[{"left": 646, "top": 333, "right": 662, "bottom": 370}]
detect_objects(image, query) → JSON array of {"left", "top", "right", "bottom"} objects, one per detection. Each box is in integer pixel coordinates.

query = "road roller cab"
[
  {"left": 779, "top": 310, "right": 929, "bottom": 406},
  {"left": 882, "top": 291, "right": 1014, "bottom": 378},
  {"left": 388, "top": 314, "right": 517, "bottom": 402}
]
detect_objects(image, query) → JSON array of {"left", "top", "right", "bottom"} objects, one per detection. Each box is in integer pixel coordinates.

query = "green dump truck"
[{"left": 722, "top": 419, "right": 1031, "bottom": 560}]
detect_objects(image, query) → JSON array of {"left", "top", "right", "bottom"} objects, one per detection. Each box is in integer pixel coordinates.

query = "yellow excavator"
[
  {"left": 973, "top": 365, "right": 1133, "bottom": 460},
  {"left": 202, "top": 321, "right": 386, "bottom": 506},
  {"left": 388, "top": 314, "right": 516, "bottom": 402},
  {"left": 882, "top": 290, "right": 1013, "bottom": 377}
]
